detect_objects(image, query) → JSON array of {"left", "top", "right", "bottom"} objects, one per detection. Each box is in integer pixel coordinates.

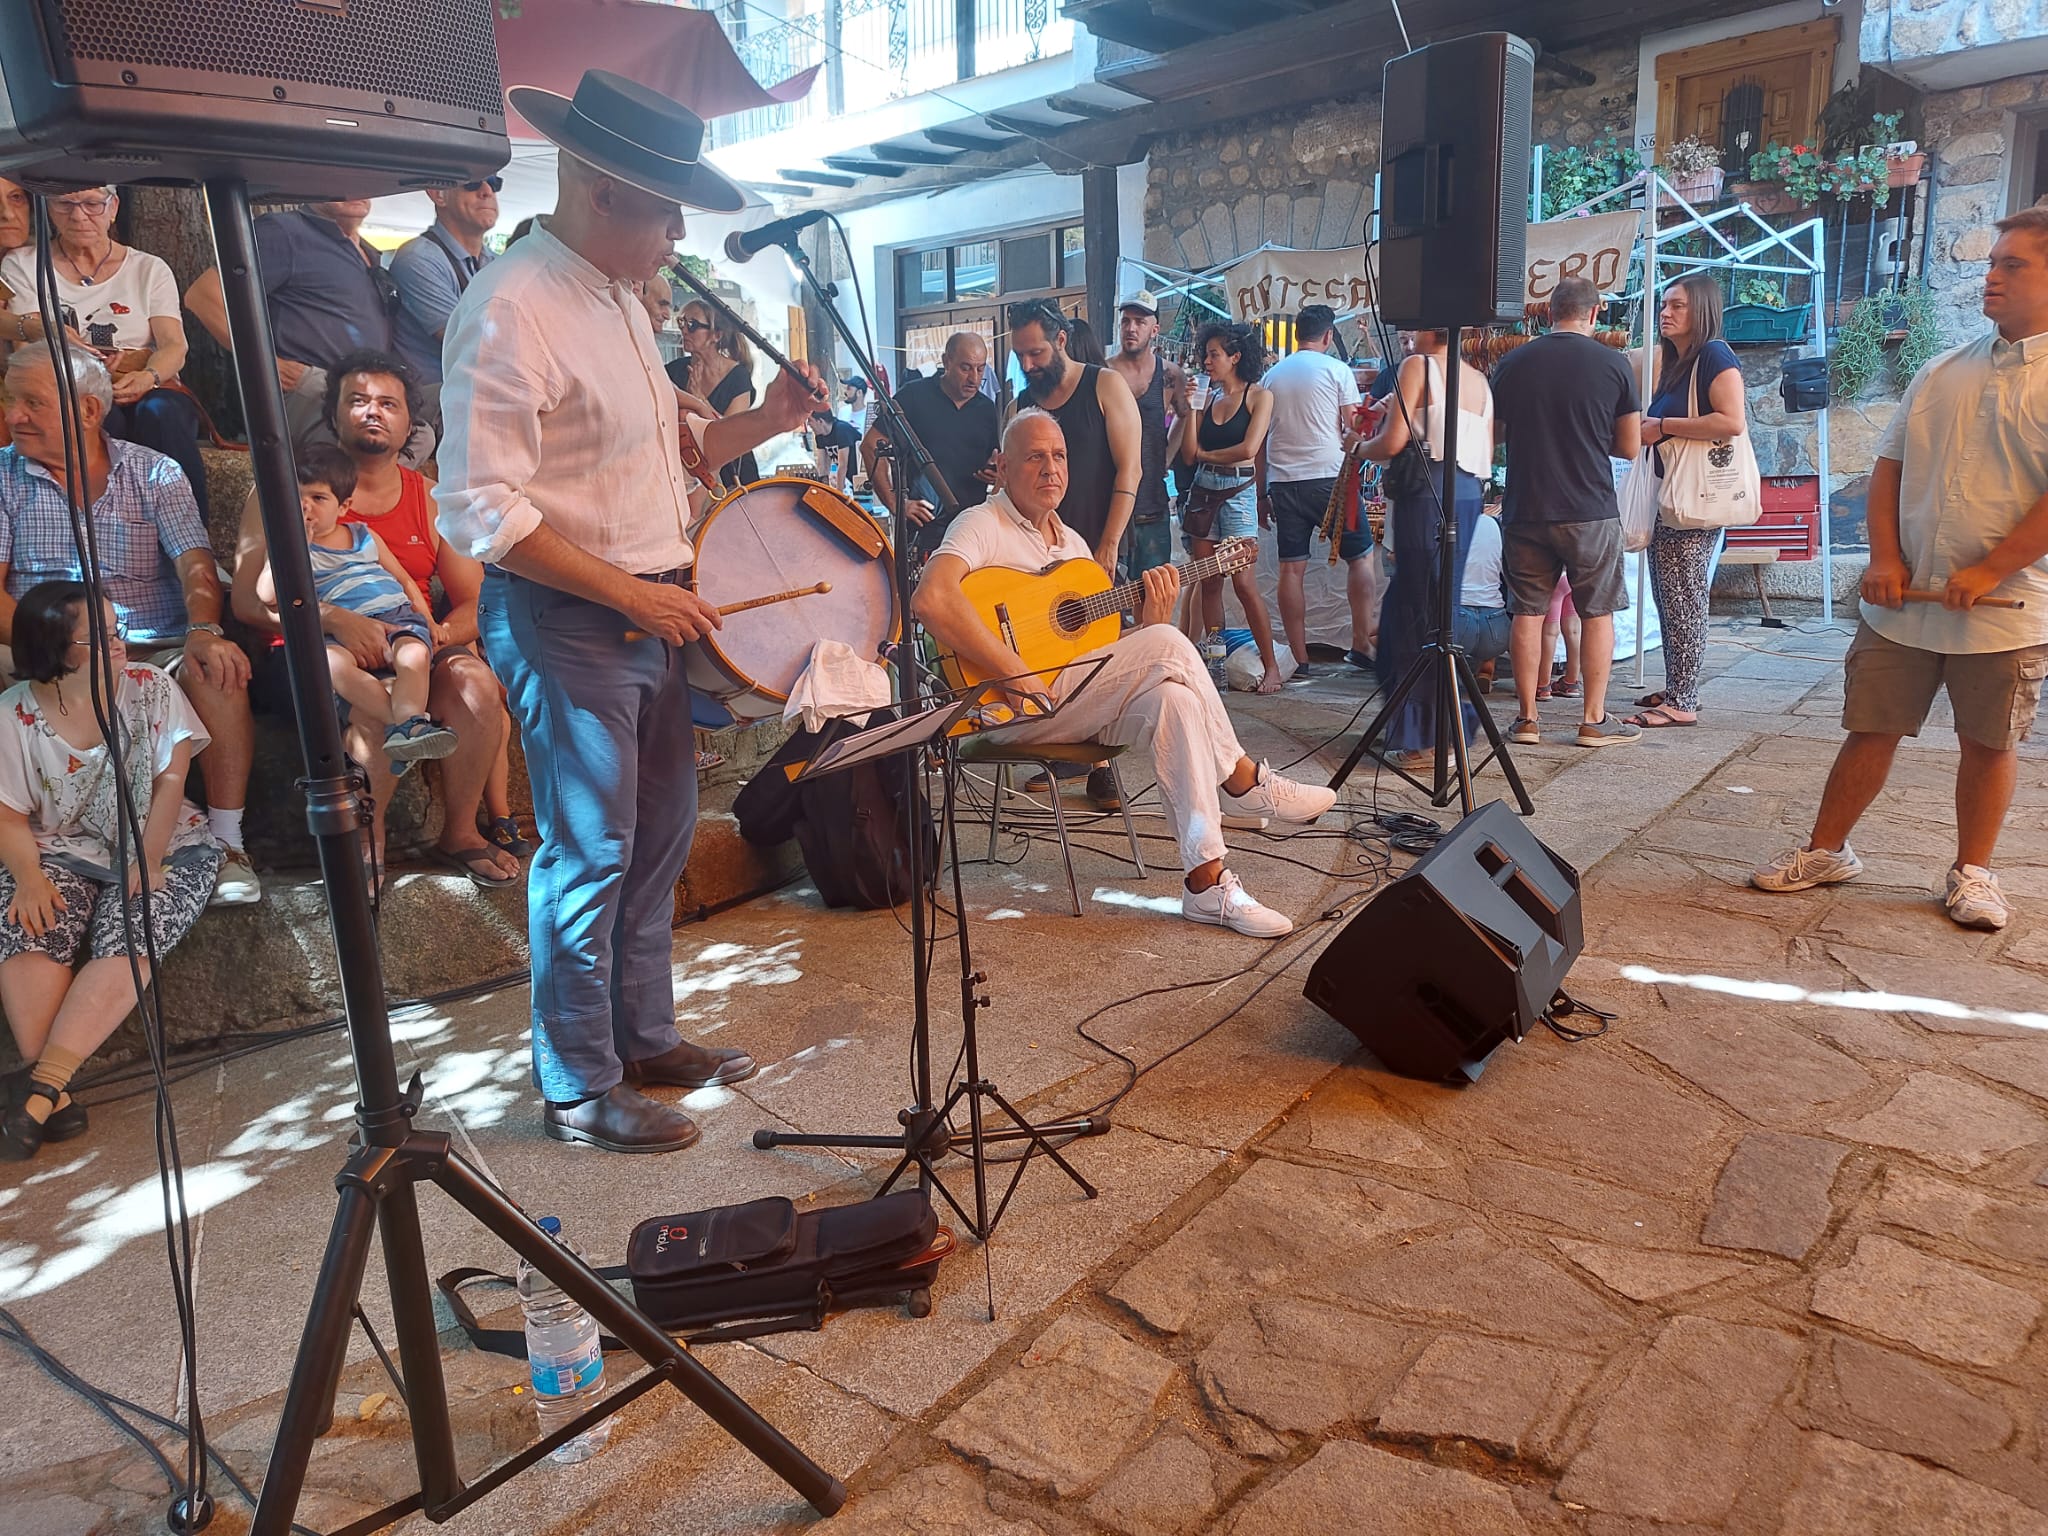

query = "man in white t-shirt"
[
  {"left": 1259, "top": 305, "right": 1362, "bottom": 673},
  {"left": 914, "top": 410, "right": 1337, "bottom": 937}
]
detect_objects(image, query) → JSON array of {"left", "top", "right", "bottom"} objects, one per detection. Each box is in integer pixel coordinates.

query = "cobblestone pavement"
[
  {"left": 5, "top": 610, "right": 2047, "bottom": 1536},
  {"left": 815, "top": 614, "right": 2048, "bottom": 1536}
]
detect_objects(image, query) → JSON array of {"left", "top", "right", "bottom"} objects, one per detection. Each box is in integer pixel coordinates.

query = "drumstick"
[
  {"left": 625, "top": 582, "right": 832, "bottom": 642},
  {"left": 1903, "top": 589, "right": 2024, "bottom": 609}
]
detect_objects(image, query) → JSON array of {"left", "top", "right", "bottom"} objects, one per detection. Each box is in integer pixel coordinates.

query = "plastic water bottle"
[{"left": 517, "top": 1216, "right": 611, "bottom": 1464}]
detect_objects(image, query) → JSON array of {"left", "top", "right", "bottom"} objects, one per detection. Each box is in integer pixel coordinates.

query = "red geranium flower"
[{"left": 1792, "top": 144, "right": 1808, "bottom": 155}]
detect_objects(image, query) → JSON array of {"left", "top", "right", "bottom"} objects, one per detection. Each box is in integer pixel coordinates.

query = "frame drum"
[{"left": 685, "top": 477, "right": 900, "bottom": 721}]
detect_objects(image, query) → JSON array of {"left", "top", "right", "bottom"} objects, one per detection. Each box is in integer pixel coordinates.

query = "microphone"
[{"left": 723, "top": 210, "right": 827, "bottom": 265}]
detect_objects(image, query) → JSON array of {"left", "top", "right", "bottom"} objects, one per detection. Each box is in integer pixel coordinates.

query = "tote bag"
[
  {"left": 1617, "top": 447, "right": 1660, "bottom": 553},
  {"left": 1657, "top": 358, "right": 1761, "bottom": 530}
]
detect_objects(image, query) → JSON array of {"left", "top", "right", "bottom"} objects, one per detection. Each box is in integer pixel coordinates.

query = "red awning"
[{"left": 494, "top": 0, "right": 822, "bottom": 139}]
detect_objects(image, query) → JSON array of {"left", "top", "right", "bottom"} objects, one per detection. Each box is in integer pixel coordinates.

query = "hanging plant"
[
  {"left": 1831, "top": 296, "right": 1890, "bottom": 398},
  {"left": 1749, "top": 141, "right": 1831, "bottom": 206},
  {"left": 1891, "top": 289, "right": 1948, "bottom": 382},
  {"left": 1539, "top": 137, "right": 1644, "bottom": 220}
]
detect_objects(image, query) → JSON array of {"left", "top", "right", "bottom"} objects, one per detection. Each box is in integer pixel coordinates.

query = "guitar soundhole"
[{"left": 1053, "top": 595, "right": 1088, "bottom": 634}]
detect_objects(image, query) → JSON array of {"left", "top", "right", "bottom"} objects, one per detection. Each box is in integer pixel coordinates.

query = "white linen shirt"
[
  {"left": 934, "top": 488, "right": 1091, "bottom": 574},
  {"left": 1867, "top": 330, "right": 2048, "bottom": 654},
  {"left": 433, "top": 220, "right": 709, "bottom": 573}
]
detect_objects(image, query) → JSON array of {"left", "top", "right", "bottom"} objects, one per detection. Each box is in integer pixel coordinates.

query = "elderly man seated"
[
  {"left": 0, "top": 343, "right": 260, "bottom": 905},
  {"left": 232, "top": 349, "right": 521, "bottom": 888},
  {"left": 914, "top": 410, "right": 1336, "bottom": 936}
]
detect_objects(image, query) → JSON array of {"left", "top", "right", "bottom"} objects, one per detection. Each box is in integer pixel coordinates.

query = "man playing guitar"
[{"left": 913, "top": 409, "right": 1337, "bottom": 937}]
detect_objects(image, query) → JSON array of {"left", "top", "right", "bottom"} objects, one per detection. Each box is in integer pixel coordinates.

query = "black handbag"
[{"left": 1381, "top": 358, "right": 1434, "bottom": 500}]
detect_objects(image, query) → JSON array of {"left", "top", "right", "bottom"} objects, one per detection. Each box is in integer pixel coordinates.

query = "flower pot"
[
  {"left": 1660, "top": 166, "right": 1724, "bottom": 208},
  {"left": 1734, "top": 182, "right": 1802, "bottom": 216},
  {"left": 1723, "top": 301, "right": 1813, "bottom": 345},
  {"left": 1887, "top": 152, "right": 1926, "bottom": 188}
]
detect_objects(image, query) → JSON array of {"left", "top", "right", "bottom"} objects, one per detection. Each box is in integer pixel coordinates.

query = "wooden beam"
[
  {"left": 823, "top": 157, "right": 910, "bottom": 177},
  {"left": 780, "top": 168, "right": 859, "bottom": 188},
  {"left": 1043, "top": 93, "right": 1122, "bottom": 121},
  {"left": 985, "top": 113, "right": 1059, "bottom": 140},
  {"left": 764, "top": 141, "right": 1044, "bottom": 221},
  {"left": 1151, "top": 1, "right": 1238, "bottom": 38},
  {"left": 1063, "top": 0, "right": 1206, "bottom": 54},
  {"left": 870, "top": 142, "right": 964, "bottom": 166},
  {"left": 925, "top": 126, "right": 1013, "bottom": 152}
]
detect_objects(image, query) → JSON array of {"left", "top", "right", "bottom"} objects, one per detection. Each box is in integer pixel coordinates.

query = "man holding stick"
[
  {"left": 436, "top": 72, "right": 824, "bottom": 1153},
  {"left": 1752, "top": 210, "right": 2048, "bottom": 931}
]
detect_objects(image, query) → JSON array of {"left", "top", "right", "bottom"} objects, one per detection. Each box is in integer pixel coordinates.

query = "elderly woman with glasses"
[
  {"left": 0, "top": 184, "right": 210, "bottom": 509},
  {"left": 665, "top": 295, "right": 759, "bottom": 490}
]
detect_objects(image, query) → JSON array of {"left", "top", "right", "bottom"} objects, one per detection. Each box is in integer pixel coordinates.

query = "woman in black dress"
[{"left": 667, "top": 298, "right": 760, "bottom": 490}]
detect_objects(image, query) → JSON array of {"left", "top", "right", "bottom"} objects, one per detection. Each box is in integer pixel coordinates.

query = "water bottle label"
[{"left": 533, "top": 1337, "right": 602, "bottom": 1397}]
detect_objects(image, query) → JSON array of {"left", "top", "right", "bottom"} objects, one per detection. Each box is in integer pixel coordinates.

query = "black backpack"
[{"left": 734, "top": 711, "right": 935, "bottom": 910}]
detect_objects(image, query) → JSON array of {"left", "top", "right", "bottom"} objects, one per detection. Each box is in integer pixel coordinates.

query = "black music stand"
[{"left": 755, "top": 668, "right": 1111, "bottom": 1316}]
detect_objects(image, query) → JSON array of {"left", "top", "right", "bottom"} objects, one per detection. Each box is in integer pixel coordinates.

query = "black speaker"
[
  {"left": 1304, "top": 800, "right": 1582, "bottom": 1083},
  {"left": 0, "top": 0, "right": 507, "bottom": 198},
  {"left": 1376, "top": 32, "right": 1534, "bottom": 328}
]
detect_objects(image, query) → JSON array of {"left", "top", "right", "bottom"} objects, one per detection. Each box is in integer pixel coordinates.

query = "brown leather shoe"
[
  {"left": 544, "top": 1085, "right": 700, "bottom": 1154},
  {"left": 622, "top": 1041, "right": 758, "bottom": 1090}
]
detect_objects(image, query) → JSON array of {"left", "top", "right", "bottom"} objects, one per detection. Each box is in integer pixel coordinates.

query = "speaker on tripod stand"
[{"left": 1327, "top": 32, "right": 1536, "bottom": 815}]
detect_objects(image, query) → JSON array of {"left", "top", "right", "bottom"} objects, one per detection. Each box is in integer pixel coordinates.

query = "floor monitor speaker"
[
  {"left": 0, "top": 0, "right": 507, "bottom": 197},
  {"left": 1304, "top": 800, "right": 1581, "bottom": 1082},
  {"left": 1376, "top": 32, "right": 1534, "bottom": 328}
]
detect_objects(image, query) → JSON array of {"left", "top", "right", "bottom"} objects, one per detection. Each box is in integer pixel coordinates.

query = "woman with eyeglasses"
[
  {"left": 666, "top": 297, "right": 759, "bottom": 490},
  {"left": 0, "top": 184, "right": 210, "bottom": 509}
]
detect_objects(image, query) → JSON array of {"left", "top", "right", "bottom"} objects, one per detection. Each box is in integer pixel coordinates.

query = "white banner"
[{"left": 1222, "top": 210, "right": 1643, "bottom": 321}]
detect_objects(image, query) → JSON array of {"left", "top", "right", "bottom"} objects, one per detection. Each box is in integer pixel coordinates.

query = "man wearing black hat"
[{"left": 436, "top": 71, "right": 826, "bottom": 1155}]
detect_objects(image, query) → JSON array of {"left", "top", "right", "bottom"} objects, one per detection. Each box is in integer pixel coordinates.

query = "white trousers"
[{"left": 996, "top": 624, "right": 1245, "bottom": 872}]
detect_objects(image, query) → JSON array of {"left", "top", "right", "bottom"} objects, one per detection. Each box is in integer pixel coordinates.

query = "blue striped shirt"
[
  {"left": 309, "top": 523, "right": 410, "bottom": 617},
  {"left": 0, "top": 439, "right": 211, "bottom": 644}
]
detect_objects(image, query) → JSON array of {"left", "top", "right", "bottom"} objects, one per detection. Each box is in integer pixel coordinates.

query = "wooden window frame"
[{"left": 1653, "top": 17, "right": 1839, "bottom": 155}]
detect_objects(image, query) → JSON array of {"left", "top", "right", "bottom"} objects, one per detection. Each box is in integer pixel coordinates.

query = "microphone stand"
[{"left": 749, "top": 232, "right": 1097, "bottom": 1299}]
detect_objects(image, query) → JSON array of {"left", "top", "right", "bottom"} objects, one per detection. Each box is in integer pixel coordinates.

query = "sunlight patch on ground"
[
  {"left": 986, "top": 909, "right": 1027, "bottom": 921},
  {"left": 388, "top": 1009, "right": 455, "bottom": 1044},
  {"left": 1620, "top": 964, "right": 2048, "bottom": 1033},
  {"left": 415, "top": 1045, "right": 532, "bottom": 1129},
  {"left": 218, "top": 1090, "right": 354, "bottom": 1157},
  {"left": 757, "top": 1038, "right": 857, "bottom": 1089},
  {"left": 1091, "top": 886, "right": 1183, "bottom": 915},
  {"left": 673, "top": 938, "right": 804, "bottom": 1005},
  {"left": 0, "top": 1159, "right": 261, "bottom": 1303}
]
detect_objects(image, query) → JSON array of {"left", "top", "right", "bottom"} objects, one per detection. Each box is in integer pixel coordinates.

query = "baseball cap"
[{"left": 1117, "top": 289, "right": 1159, "bottom": 315}]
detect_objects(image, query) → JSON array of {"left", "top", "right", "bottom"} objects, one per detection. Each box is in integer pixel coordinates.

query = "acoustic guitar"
[{"left": 932, "top": 537, "right": 1260, "bottom": 691}]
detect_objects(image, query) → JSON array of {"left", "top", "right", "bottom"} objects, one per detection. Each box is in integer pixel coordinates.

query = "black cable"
[{"left": 32, "top": 204, "right": 210, "bottom": 1525}]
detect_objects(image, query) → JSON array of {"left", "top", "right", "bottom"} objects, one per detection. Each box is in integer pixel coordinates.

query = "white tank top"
[{"left": 1419, "top": 355, "right": 1494, "bottom": 479}]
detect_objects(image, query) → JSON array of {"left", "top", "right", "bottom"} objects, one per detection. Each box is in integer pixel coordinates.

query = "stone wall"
[
  {"left": 1863, "top": 0, "right": 2048, "bottom": 68},
  {"left": 1921, "top": 72, "right": 2046, "bottom": 342},
  {"left": 1141, "top": 42, "right": 1640, "bottom": 282}
]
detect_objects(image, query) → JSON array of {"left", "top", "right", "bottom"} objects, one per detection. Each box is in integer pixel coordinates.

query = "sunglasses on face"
[
  {"left": 459, "top": 176, "right": 504, "bottom": 193},
  {"left": 679, "top": 318, "right": 712, "bottom": 333}
]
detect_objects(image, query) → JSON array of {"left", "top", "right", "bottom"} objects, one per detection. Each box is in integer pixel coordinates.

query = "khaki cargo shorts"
[{"left": 1843, "top": 621, "right": 2048, "bottom": 751}]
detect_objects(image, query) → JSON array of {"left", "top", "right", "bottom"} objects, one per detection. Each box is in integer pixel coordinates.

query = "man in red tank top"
[{"left": 230, "top": 351, "right": 519, "bottom": 886}]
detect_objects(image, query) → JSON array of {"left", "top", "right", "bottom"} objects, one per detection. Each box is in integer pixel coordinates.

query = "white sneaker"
[
  {"left": 1749, "top": 842, "right": 1864, "bottom": 893},
  {"left": 1182, "top": 869, "right": 1293, "bottom": 937},
  {"left": 1945, "top": 864, "right": 2011, "bottom": 931},
  {"left": 1220, "top": 761, "right": 1338, "bottom": 825},
  {"left": 210, "top": 846, "right": 262, "bottom": 907}
]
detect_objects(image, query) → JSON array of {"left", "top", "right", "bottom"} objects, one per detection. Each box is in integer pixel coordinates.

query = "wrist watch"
[{"left": 188, "top": 622, "right": 224, "bottom": 640}]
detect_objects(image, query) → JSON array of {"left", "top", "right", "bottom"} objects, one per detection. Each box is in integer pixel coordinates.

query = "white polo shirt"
[
  {"left": 934, "top": 488, "right": 1091, "bottom": 574},
  {"left": 1866, "top": 329, "right": 2048, "bottom": 654}
]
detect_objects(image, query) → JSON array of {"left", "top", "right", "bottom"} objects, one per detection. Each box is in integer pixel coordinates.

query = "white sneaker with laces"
[
  {"left": 1945, "top": 864, "right": 2010, "bottom": 931},
  {"left": 1183, "top": 870, "right": 1293, "bottom": 937},
  {"left": 1220, "top": 761, "right": 1337, "bottom": 825},
  {"left": 1749, "top": 842, "right": 1864, "bottom": 893},
  {"left": 209, "top": 846, "right": 262, "bottom": 907}
]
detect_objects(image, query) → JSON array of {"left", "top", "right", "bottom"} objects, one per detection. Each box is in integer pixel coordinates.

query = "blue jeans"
[
  {"left": 480, "top": 571, "right": 699, "bottom": 1102},
  {"left": 1454, "top": 604, "right": 1510, "bottom": 664},
  {"left": 1377, "top": 471, "right": 1484, "bottom": 753}
]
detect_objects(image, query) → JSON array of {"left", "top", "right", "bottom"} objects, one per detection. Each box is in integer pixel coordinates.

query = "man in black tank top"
[
  {"left": 1109, "top": 289, "right": 1187, "bottom": 580},
  {"left": 1008, "top": 300, "right": 1143, "bottom": 572}
]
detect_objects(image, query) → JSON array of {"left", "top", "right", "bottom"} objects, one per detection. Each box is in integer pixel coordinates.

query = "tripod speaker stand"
[
  {"left": 1325, "top": 327, "right": 1532, "bottom": 817},
  {"left": 178, "top": 183, "right": 845, "bottom": 1535}
]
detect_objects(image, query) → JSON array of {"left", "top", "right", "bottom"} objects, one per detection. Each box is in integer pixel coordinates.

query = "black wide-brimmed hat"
[{"left": 508, "top": 70, "right": 745, "bottom": 215}]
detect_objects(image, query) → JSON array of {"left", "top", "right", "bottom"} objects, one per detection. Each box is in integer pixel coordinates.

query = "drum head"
[{"left": 690, "top": 477, "right": 899, "bottom": 706}]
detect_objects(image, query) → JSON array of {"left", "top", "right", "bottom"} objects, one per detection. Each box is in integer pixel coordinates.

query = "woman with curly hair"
[{"left": 1181, "top": 321, "right": 1284, "bottom": 693}]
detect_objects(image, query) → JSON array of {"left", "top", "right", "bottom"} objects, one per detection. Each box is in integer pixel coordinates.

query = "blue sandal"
[{"left": 385, "top": 715, "right": 458, "bottom": 766}]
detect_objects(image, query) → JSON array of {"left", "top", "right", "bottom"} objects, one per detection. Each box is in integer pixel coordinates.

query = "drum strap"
[{"left": 678, "top": 417, "right": 717, "bottom": 490}]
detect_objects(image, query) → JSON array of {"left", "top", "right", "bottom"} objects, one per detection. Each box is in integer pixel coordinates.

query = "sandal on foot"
[
  {"left": 1535, "top": 685, "right": 1554, "bottom": 701},
  {"left": 483, "top": 815, "right": 538, "bottom": 858},
  {"left": 1624, "top": 705, "right": 1697, "bottom": 728},
  {"left": 1552, "top": 680, "right": 1582, "bottom": 699},
  {"left": 435, "top": 843, "right": 519, "bottom": 889},
  {"left": 1634, "top": 691, "right": 1669, "bottom": 709},
  {"left": 385, "top": 715, "right": 459, "bottom": 763}
]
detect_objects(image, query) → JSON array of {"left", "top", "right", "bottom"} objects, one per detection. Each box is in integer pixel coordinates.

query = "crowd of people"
[{"left": 0, "top": 89, "right": 2039, "bottom": 1160}]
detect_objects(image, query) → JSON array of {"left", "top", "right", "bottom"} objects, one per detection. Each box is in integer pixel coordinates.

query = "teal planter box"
[{"left": 1724, "top": 302, "right": 1812, "bottom": 345}]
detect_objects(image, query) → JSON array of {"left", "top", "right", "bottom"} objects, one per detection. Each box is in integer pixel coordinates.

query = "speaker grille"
[
  {"left": 1494, "top": 42, "right": 1534, "bottom": 320},
  {"left": 52, "top": 0, "right": 505, "bottom": 117}
]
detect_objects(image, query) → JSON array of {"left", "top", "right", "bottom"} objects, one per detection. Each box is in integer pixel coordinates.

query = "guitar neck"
[{"left": 1081, "top": 548, "right": 1244, "bottom": 626}]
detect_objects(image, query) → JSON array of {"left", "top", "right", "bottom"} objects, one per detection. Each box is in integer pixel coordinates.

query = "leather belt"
[{"left": 634, "top": 567, "right": 689, "bottom": 586}]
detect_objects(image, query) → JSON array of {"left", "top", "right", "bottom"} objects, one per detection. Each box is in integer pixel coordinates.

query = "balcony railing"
[{"left": 711, "top": 0, "right": 1073, "bottom": 149}]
